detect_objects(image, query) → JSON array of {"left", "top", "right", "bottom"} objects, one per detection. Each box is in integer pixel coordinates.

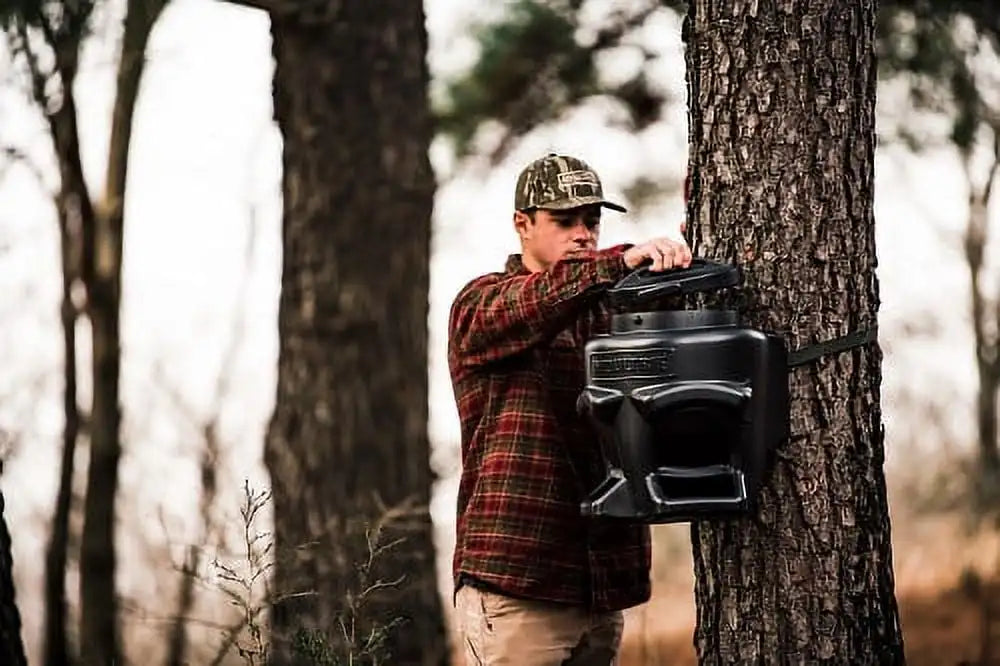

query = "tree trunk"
[
  {"left": 963, "top": 140, "right": 1000, "bottom": 479},
  {"left": 79, "top": 1, "right": 165, "bottom": 663},
  {"left": 43, "top": 207, "right": 82, "bottom": 666},
  {"left": 42, "top": 35, "right": 95, "bottom": 666},
  {"left": 975, "top": 368, "right": 1000, "bottom": 475},
  {"left": 684, "top": 1, "right": 905, "bottom": 663},
  {"left": 264, "top": 4, "right": 445, "bottom": 665},
  {"left": 165, "top": 422, "right": 220, "bottom": 666},
  {"left": 0, "top": 491, "right": 27, "bottom": 666}
]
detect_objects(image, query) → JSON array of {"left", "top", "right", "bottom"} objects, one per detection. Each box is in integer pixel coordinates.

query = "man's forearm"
[{"left": 448, "top": 247, "right": 630, "bottom": 372}]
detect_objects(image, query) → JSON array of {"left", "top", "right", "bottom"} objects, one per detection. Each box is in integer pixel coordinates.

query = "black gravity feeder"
[{"left": 577, "top": 259, "right": 876, "bottom": 524}]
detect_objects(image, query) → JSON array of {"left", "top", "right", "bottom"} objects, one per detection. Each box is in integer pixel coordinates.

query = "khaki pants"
[{"left": 454, "top": 585, "right": 624, "bottom": 666}]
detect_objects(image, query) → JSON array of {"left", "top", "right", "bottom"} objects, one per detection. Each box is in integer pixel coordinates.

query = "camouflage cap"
[{"left": 514, "top": 153, "right": 627, "bottom": 213}]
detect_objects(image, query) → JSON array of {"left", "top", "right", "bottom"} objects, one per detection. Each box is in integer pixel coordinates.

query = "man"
[{"left": 448, "top": 153, "right": 692, "bottom": 665}]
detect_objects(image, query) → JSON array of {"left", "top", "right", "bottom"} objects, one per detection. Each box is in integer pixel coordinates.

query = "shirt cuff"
[{"left": 594, "top": 244, "right": 634, "bottom": 284}]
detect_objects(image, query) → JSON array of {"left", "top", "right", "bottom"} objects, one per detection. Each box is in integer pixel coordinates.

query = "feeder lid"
[{"left": 608, "top": 258, "right": 740, "bottom": 309}]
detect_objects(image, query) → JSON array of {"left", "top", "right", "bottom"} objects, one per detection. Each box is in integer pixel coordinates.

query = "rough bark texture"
[
  {"left": 685, "top": 1, "right": 905, "bottom": 663},
  {"left": 265, "top": 4, "right": 446, "bottom": 664},
  {"left": 0, "top": 491, "right": 27, "bottom": 666}
]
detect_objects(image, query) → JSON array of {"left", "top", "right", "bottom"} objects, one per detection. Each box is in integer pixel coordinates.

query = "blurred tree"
[
  {"left": 878, "top": 2, "right": 1000, "bottom": 492},
  {"left": 223, "top": 1, "right": 446, "bottom": 662},
  {"left": 685, "top": 0, "right": 904, "bottom": 661},
  {"left": 1, "top": 0, "right": 168, "bottom": 663},
  {"left": 0, "top": 489, "right": 27, "bottom": 666}
]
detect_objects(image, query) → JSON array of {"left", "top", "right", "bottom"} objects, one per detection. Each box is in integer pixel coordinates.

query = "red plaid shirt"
[{"left": 447, "top": 246, "right": 651, "bottom": 612}]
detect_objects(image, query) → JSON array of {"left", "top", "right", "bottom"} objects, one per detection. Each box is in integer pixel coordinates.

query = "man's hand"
[{"left": 623, "top": 234, "right": 693, "bottom": 272}]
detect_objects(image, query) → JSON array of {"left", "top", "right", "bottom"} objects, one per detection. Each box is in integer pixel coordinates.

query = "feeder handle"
[{"left": 607, "top": 258, "right": 740, "bottom": 308}]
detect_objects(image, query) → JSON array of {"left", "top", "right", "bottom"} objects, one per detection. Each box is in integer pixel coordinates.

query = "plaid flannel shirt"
[{"left": 447, "top": 246, "right": 651, "bottom": 612}]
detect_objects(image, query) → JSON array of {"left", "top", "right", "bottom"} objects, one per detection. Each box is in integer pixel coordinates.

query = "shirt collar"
[{"left": 505, "top": 254, "right": 531, "bottom": 275}]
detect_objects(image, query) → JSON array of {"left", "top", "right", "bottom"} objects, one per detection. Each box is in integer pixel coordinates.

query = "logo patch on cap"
[{"left": 557, "top": 170, "right": 600, "bottom": 189}]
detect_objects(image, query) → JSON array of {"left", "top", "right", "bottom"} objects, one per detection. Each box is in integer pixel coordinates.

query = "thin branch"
[
  {"left": 214, "top": 0, "right": 282, "bottom": 13},
  {"left": 214, "top": 0, "right": 337, "bottom": 19},
  {"left": 10, "top": 17, "right": 51, "bottom": 110},
  {"left": 120, "top": 602, "right": 236, "bottom": 632},
  {"left": 357, "top": 575, "right": 406, "bottom": 602},
  {"left": 590, "top": 2, "right": 662, "bottom": 51},
  {"left": 986, "top": 131, "right": 1000, "bottom": 378},
  {"left": 207, "top": 610, "right": 264, "bottom": 666}
]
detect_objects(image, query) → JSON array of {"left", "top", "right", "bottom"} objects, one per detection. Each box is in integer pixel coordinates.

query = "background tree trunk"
[
  {"left": 79, "top": 1, "right": 165, "bottom": 663},
  {"left": 43, "top": 206, "right": 81, "bottom": 666},
  {"left": 31, "top": 16, "right": 96, "bottom": 666},
  {"left": 0, "top": 491, "right": 27, "bottom": 666},
  {"left": 961, "top": 136, "right": 1000, "bottom": 481},
  {"left": 684, "top": 1, "right": 905, "bottom": 662},
  {"left": 264, "top": 4, "right": 446, "bottom": 664}
]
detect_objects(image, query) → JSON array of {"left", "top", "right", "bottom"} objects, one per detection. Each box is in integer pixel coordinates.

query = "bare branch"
[
  {"left": 589, "top": 2, "right": 663, "bottom": 51},
  {"left": 357, "top": 575, "right": 406, "bottom": 602},
  {"left": 215, "top": 0, "right": 337, "bottom": 20},
  {"left": 983, "top": 129, "right": 1000, "bottom": 207},
  {"left": 985, "top": 131, "right": 1000, "bottom": 378},
  {"left": 215, "top": 0, "right": 281, "bottom": 13},
  {"left": 8, "top": 17, "right": 51, "bottom": 110},
  {"left": 121, "top": 599, "right": 236, "bottom": 632},
  {"left": 207, "top": 609, "right": 264, "bottom": 666}
]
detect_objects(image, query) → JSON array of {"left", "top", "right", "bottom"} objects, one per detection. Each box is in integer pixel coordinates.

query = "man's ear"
[{"left": 513, "top": 209, "right": 533, "bottom": 240}]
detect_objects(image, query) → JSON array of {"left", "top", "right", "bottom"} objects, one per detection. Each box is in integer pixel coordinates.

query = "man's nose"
[{"left": 571, "top": 220, "right": 594, "bottom": 240}]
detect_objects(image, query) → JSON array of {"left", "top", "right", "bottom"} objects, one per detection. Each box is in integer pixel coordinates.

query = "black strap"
[{"left": 788, "top": 325, "right": 878, "bottom": 368}]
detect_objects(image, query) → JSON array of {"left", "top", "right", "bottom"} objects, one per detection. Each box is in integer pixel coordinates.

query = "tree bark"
[
  {"left": 684, "top": 1, "right": 905, "bottom": 663},
  {"left": 264, "top": 3, "right": 445, "bottom": 664},
  {"left": 79, "top": 1, "right": 166, "bottom": 663}
]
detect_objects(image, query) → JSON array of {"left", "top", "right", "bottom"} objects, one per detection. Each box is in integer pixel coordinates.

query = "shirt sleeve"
[{"left": 448, "top": 245, "right": 631, "bottom": 373}]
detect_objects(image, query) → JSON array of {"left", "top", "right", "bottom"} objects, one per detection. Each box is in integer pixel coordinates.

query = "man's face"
[{"left": 514, "top": 204, "right": 601, "bottom": 272}]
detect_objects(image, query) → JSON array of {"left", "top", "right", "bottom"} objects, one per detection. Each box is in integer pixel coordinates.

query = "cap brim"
[{"left": 538, "top": 196, "right": 628, "bottom": 214}]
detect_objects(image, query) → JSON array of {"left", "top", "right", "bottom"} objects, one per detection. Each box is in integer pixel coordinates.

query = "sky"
[{"left": 0, "top": 0, "right": 991, "bottom": 657}]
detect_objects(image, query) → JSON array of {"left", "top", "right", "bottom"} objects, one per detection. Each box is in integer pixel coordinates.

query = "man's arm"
[
  {"left": 448, "top": 247, "right": 630, "bottom": 372},
  {"left": 448, "top": 236, "right": 692, "bottom": 374}
]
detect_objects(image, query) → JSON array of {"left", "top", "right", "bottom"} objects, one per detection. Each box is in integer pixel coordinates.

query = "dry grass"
[{"left": 615, "top": 510, "right": 1000, "bottom": 666}]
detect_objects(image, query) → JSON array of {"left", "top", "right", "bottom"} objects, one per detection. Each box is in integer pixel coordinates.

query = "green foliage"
[
  {"left": 435, "top": 0, "right": 598, "bottom": 158},
  {"left": 290, "top": 628, "right": 337, "bottom": 665},
  {"left": 437, "top": 0, "right": 1000, "bottom": 164},
  {"left": 877, "top": 2, "right": 1000, "bottom": 152},
  {"left": 288, "top": 620, "right": 405, "bottom": 666},
  {"left": 434, "top": 0, "right": 669, "bottom": 162}
]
